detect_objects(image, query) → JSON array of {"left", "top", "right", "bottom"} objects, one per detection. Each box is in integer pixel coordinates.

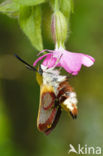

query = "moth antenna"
[{"left": 14, "top": 54, "right": 39, "bottom": 73}]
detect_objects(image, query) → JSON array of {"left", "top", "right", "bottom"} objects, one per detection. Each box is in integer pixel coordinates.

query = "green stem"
[{"left": 55, "top": 0, "right": 59, "bottom": 11}]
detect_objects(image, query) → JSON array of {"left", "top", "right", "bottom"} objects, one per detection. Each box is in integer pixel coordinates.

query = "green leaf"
[
  {"left": 0, "top": 0, "right": 20, "bottom": 18},
  {"left": 19, "top": 6, "right": 43, "bottom": 51},
  {"left": 13, "top": 0, "right": 46, "bottom": 6}
]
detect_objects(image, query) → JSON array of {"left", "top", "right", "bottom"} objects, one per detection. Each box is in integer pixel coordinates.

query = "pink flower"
[{"left": 33, "top": 48, "right": 95, "bottom": 75}]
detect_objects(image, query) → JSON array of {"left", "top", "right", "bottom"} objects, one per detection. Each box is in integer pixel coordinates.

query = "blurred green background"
[{"left": 0, "top": 0, "right": 103, "bottom": 156}]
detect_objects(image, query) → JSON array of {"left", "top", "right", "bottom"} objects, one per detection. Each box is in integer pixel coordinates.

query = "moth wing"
[{"left": 37, "top": 84, "right": 61, "bottom": 134}]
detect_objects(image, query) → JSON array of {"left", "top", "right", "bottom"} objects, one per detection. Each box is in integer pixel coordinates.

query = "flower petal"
[
  {"left": 42, "top": 54, "right": 57, "bottom": 68},
  {"left": 58, "top": 51, "right": 81, "bottom": 75},
  {"left": 33, "top": 53, "right": 50, "bottom": 67},
  {"left": 81, "top": 54, "right": 95, "bottom": 67},
  {"left": 57, "top": 50, "right": 95, "bottom": 75}
]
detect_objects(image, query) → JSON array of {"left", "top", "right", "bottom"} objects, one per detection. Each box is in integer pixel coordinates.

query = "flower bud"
[{"left": 51, "top": 11, "right": 68, "bottom": 48}]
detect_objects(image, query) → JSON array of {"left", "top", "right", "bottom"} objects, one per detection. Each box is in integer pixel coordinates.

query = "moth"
[{"left": 15, "top": 55, "right": 78, "bottom": 135}]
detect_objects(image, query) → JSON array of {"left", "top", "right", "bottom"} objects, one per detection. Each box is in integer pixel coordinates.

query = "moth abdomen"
[{"left": 57, "top": 80, "right": 78, "bottom": 119}]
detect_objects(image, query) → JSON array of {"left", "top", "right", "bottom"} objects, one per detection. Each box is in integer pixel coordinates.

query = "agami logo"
[{"left": 68, "top": 144, "right": 102, "bottom": 155}]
